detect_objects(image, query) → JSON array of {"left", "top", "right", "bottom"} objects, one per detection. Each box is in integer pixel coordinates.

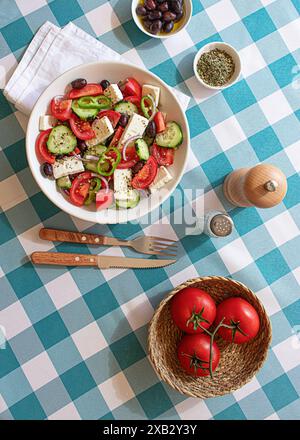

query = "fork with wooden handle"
[{"left": 39, "top": 228, "right": 178, "bottom": 257}]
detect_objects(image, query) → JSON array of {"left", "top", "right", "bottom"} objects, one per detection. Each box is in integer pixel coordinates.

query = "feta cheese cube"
[
  {"left": 53, "top": 156, "right": 84, "bottom": 179},
  {"left": 39, "top": 115, "right": 57, "bottom": 131},
  {"left": 104, "top": 84, "right": 123, "bottom": 105},
  {"left": 118, "top": 113, "right": 149, "bottom": 147},
  {"left": 86, "top": 116, "right": 114, "bottom": 147},
  {"left": 149, "top": 166, "right": 173, "bottom": 193},
  {"left": 114, "top": 169, "right": 132, "bottom": 200},
  {"left": 142, "top": 84, "right": 160, "bottom": 107}
]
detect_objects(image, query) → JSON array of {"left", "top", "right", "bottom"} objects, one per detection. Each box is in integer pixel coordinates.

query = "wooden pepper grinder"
[{"left": 223, "top": 164, "right": 287, "bottom": 208}]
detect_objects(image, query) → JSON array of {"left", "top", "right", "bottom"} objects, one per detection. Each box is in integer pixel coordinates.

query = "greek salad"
[{"left": 36, "top": 77, "right": 183, "bottom": 210}]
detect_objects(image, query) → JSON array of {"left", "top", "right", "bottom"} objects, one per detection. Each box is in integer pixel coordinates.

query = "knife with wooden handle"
[{"left": 31, "top": 252, "right": 176, "bottom": 269}]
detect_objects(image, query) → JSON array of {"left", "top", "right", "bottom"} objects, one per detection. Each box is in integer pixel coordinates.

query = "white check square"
[
  {"left": 18, "top": 223, "right": 54, "bottom": 256},
  {"left": 0, "top": 300, "right": 31, "bottom": 339},
  {"left": 259, "top": 90, "right": 293, "bottom": 125},
  {"left": 256, "top": 286, "right": 281, "bottom": 316},
  {"left": 15, "top": 0, "right": 47, "bottom": 15},
  {"left": 273, "top": 336, "right": 300, "bottom": 372},
  {"left": 233, "top": 377, "right": 261, "bottom": 401},
  {"left": 163, "top": 29, "right": 194, "bottom": 57},
  {"left": 212, "top": 116, "right": 246, "bottom": 151},
  {"left": 86, "top": 3, "right": 120, "bottom": 36},
  {"left": 121, "top": 293, "right": 154, "bottom": 331},
  {"left": 98, "top": 372, "right": 134, "bottom": 411},
  {"left": 45, "top": 272, "right": 81, "bottom": 310},
  {"left": 22, "top": 352, "right": 58, "bottom": 391},
  {"left": 48, "top": 402, "right": 81, "bottom": 420},
  {"left": 170, "top": 265, "right": 199, "bottom": 288},
  {"left": 0, "top": 175, "right": 27, "bottom": 211},
  {"left": 0, "top": 394, "right": 7, "bottom": 413},
  {"left": 218, "top": 238, "right": 253, "bottom": 273},
  {"left": 72, "top": 322, "right": 107, "bottom": 360},
  {"left": 206, "top": 0, "right": 240, "bottom": 31},
  {"left": 175, "top": 398, "right": 212, "bottom": 420},
  {"left": 239, "top": 43, "right": 266, "bottom": 78},
  {"left": 279, "top": 18, "right": 300, "bottom": 53},
  {"left": 265, "top": 211, "right": 299, "bottom": 247},
  {"left": 285, "top": 140, "right": 300, "bottom": 173}
]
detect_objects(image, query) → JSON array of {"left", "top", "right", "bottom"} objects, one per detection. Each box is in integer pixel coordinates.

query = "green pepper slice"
[
  {"left": 84, "top": 177, "right": 102, "bottom": 205},
  {"left": 141, "top": 95, "right": 156, "bottom": 119},
  {"left": 97, "top": 147, "right": 121, "bottom": 176},
  {"left": 78, "top": 95, "right": 112, "bottom": 110}
]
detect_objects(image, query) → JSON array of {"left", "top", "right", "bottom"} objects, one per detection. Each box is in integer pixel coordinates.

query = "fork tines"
[{"left": 149, "top": 236, "right": 178, "bottom": 257}]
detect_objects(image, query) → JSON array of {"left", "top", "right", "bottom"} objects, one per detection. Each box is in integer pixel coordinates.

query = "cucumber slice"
[
  {"left": 71, "top": 100, "right": 98, "bottom": 120},
  {"left": 83, "top": 160, "right": 98, "bottom": 173},
  {"left": 115, "top": 190, "right": 140, "bottom": 209},
  {"left": 86, "top": 144, "right": 107, "bottom": 157},
  {"left": 135, "top": 139, "right": 149, "bottom": 161},
  {"left": 114, "top": 101, "right": 138, "bottom": 116},
  {"left": 47, "top": 125, "right": 77, "bottom": 155},
  {"left": 155, "top": 121, "right": 183, "bottom": 149},
  {"left": 56, "top": 175, "right": 72, "bottom": 189}
]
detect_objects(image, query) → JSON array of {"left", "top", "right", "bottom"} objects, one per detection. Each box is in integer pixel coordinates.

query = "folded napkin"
[{"left": 4, "top": 21, "right": 190, "bottom": 115}]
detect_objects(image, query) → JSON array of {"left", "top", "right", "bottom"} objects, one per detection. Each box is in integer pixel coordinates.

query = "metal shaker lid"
[{"left": 210, "top": 213, "right": 233, "bottom": 237}]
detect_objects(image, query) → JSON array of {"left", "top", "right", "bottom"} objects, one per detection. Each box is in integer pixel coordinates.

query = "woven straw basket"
[{"left": 148, "top": 277, "right": 272, "bottom": 398}]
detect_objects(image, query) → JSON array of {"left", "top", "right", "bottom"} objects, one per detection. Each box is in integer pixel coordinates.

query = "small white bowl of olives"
[{"left": 132, "top": 0, "right": 192, "bottom": 38}]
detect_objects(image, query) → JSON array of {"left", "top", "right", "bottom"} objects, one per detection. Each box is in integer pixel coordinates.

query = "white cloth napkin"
[{"left": 4, "top": 21, "right": 190, "bottom": 115}]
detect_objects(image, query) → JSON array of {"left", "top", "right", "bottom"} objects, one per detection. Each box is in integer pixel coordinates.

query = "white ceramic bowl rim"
[
  {"left": 131, "top": 0, "right": 193, "bottom": 39},
  {"left": 26, "top": 61, "right": 190, "bottom": 224}
]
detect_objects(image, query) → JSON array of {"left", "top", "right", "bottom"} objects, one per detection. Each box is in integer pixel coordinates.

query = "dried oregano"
[{"left": 197, "top": 48, "right": 235, "bottom": 87}]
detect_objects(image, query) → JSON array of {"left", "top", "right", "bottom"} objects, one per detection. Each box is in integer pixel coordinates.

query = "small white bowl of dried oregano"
[{"left": 193, "top": 42, "right": 242, "bottom": 90}]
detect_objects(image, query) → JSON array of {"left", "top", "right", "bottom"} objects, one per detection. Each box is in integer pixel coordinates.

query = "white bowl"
[
  {"left": 193, "top": 42, "right": 241, "bottom": 90},
  {"left": 131, "top": 0, "right": 192, "bottom": 39},
  {"left": 26, "top": 61, "right": 190, "bottom": 224}
]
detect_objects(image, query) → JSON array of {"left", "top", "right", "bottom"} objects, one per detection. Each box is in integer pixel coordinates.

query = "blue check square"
[
  {"left": 202, "top": 152, "right": 233, "bottom": 187},
  {"left": 49, "top": 0, "right": 84, "bottom": 26},
  {"left": 7, "top": 263, "right": 43, "bottom": 300},
  {"left": 223, "top": 79, "right": 256, "bottom": 114},
  {"left": 110, "top": 333, "right": 145, "bottom": 370},
  {"left": 61, "top": 362, "right": 97, "bottom": 400},
  {"left": 256, "top": 249, "right": 290, "bottom": 285},
  {"left": 243, "top": 8, "right": 276, "bottom": 41},
  {"left": 264, "top": 375, "right": 298, "bottom": 411},
  {"left": 186, "top": 105, "right": 210, "bottom": 138},
  {"left": 10, "top": 393, "right": 46, "bottom": 420},
  {"left": 34, "top": 311, "right": 69, "bottom": 349},
  {"left": 151, "top": 59, "right": 184, "bottom": 87},
  {"left": 214, "top": 403, "right": 246, "bottom": 420},
  {"left": 269, "top": 54, "right": 297, "bottom": 88},
  {"left": 1, "top": 17, "right": 33, "bottom": 52},
  {"left": 249, "top": 126, "right": 282, "bottom": 161},
  {"left": 84, "top": 284, "right": 119, "bottom": 320},
  {"left": 137, "top": 383, "right": 173, "bottom": 419}
]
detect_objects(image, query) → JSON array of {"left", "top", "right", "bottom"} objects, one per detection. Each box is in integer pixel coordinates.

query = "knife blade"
[{"left": 31, "top": 252, "right": 176, "bottom": 269}]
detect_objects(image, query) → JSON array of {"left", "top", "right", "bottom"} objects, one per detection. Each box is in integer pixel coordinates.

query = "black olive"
[
  {"left": 77, "top": 140, "right": 87, "bottom": 154},
  {"left": 146, "top": 120, "right": 156, "bottom": 138},
  {"left": 42, "top": 162, "right": 53, "bottom": 177},
  {"left": 100, "top": 79, "right": 110, "bottom": 90},
  {"left": 169, "top": 0, "right": 182, "bottom": 14},
  {"left": 136, "top": 5, "right": 147, "bottom": 16},
  {"left": 144, "top": 0, "right": 156, "bottom": 10},
  {"left": 132, "top": 161, "right": 145, "bottom": 175},
  {"left": 143, "top": 18, "right": 152, "bottom": 30},
  {"left": 175, "top": 11, "right": 184, "bottom": 22},
  {"left": 148, "top": 10, "right": 162, "bottom": 20},
  {"left": 71, "top": 78, "right": 87, "bottom": 89},
  {"left": 162, "top": 11, "right": 177, "bottom": 22},
  {"left": 164, "top": 20, "right": 174, "bottom": 33},
  {"left": 119, "top": 113, "right": 129, "bottom": 127},
  {"left": 158, "top": 2, "right": 169, "bottom": 12},
  {"left": 150, "top": 19, "right": 163, "bottom": 34}
]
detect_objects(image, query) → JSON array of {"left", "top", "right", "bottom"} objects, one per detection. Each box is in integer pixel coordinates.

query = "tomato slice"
[
  {"left": 98, "top": 110, "right": 121, "bottom": 128},
  {"left": 50, "top": 97, "right": 72, "bottom": 121},
  {"left": 68, "top": 83, "right": 103, "bottom": 99},
  {"left": 70, "top": 172, "right": 92, "bottom": 206},
  {"left": 153, "top": 111, "right": 166, "bottom": 133},
  {"left": 132, "top": 156, "right": 158, "bottom": 189},
  {"left": 117, "top": 145, "right": 139, "bottom": 169},
  {"left": 36, "top": 129, "right": 55, "bottom": 164},
  {"left": 109, "top": 126, "right": 124, "bottom": 147},
  {"left": 120, "top": 78, "right": 142, "bottom": 98},
  {"left": 151, "top": 143, "right": 174, "bottom": 167},
  {"left": 124, "top": 95, "right": 141, "bottom": 108},
  {"left": 96, "top": 189, "right": 114, "bottom": 210},
  {"left": 69, "top": 114, "right": 95, "bottom": 140}
]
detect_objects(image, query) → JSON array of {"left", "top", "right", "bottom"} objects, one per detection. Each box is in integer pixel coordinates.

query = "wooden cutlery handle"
[
  {"left": 31, "top": 252, "right": 98, "bottom": 267},
  {"left": 39, "top": 228, "right": 105, "bottom": 245}
]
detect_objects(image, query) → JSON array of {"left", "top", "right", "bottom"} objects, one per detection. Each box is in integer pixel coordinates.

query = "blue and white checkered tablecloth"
[{"left": 0, "top": 0, "right": 300, "bottom": 421}]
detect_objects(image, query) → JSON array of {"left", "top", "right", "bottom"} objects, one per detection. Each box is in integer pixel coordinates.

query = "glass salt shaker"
[{"left": 186, "top": 210, "right": 234, "bottom": 238}]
